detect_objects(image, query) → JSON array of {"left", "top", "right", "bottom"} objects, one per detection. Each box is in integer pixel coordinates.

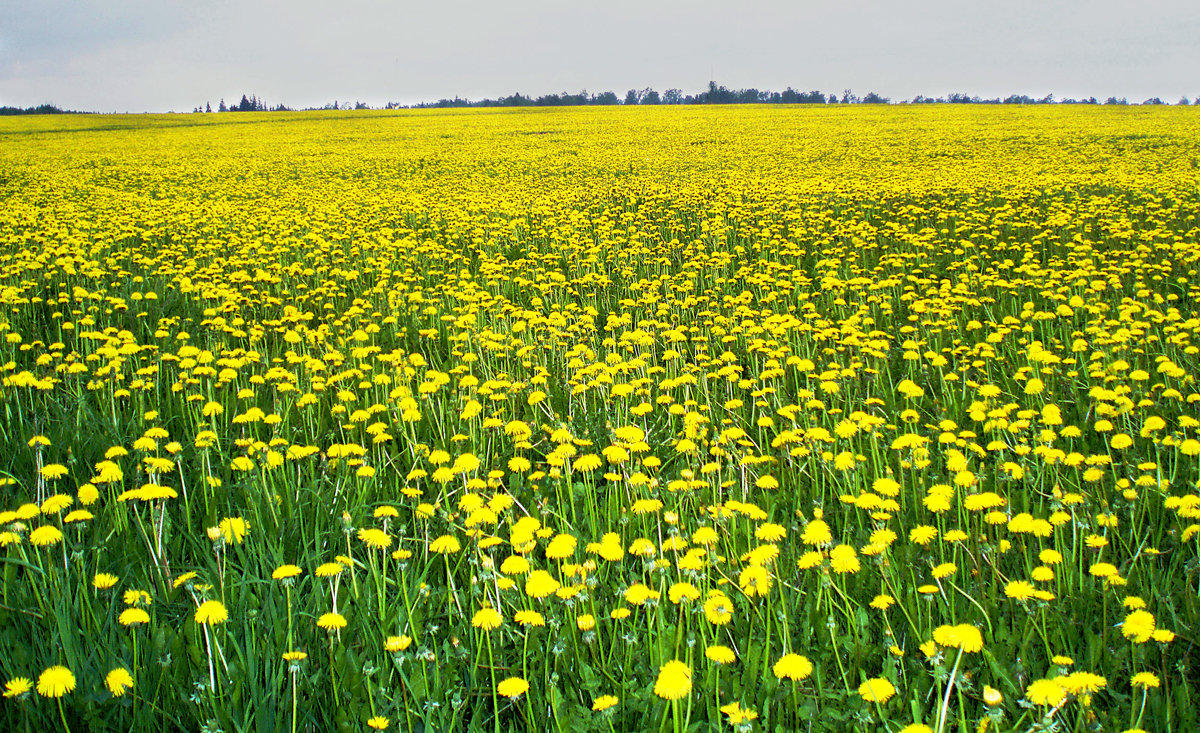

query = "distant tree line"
[
  {"left": 6, "top": 85, "right": 1198, "bottom": 116},
  {"left": 0, "top": 104, "right": 89, "bottom": 115},
  {"left": 407, "top": 83, "right": 866, "bottom": 109},
  {"left": 185, "top": 86, "right": 1200, "bottom": 113},
  {"left": 193, "top": 95, "right": 292, "bottom": 113},
  {"left": 399, "top": 83, "right": 1194, "bottom": 109},
  {"left": 909, "top": 93, "right": 1189, "bottom": 105}
]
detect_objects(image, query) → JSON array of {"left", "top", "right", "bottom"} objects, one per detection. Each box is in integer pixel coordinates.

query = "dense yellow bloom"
[
  {"left": 77, "top": 484, "right": 100, "bottom": 505},
  {"left": 545, "top": 533, "right": 577, "bottom": 559},
  {"left": 754, "top": 523, "right": 786, "bottom": 542},
  {"left": 5, "top": 103, "right": 1200, "bottom": 732}
]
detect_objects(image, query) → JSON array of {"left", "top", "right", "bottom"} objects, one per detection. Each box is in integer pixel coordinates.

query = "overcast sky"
[{"left": 2, "top": 0, "right": 1198, "bottom": 112}]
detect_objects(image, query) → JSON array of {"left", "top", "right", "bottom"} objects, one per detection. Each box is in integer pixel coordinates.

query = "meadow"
[{"left": 1, "top": 104, "right": 1199, "bottom": 732}]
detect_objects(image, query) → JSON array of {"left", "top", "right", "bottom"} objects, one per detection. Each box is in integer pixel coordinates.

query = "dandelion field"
[{"left": 1, "top": 105, "right": 1200, "bottom": 732}]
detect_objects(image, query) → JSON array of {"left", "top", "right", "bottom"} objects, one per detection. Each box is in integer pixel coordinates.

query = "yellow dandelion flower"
[
  {"left": 273, "top": 564, "right": 302, "bottom": 580},
  {"left": 315, "top": 562, "right": 344, "bottom": 577},
  {"left": 830, "top": 544, "right": 860, "bottom": 574},
  {"left": 514, "top": 609, "right": 546, "bottom": 627},
  {"left": 720, "top": 702, "right": 759, "bottom": 724},
  {"left": 801, "top": 519, "right": 832, "bottom": 546},
  {"left": 1005, "top": 580, "right": 1037, "bottom": 601},
  {"left": 429, "top": 534, "right": 461, "bottom": 554},
  {"left": 772, "top": 653, "right": 813, "bottom": 680},
  {"left": 1131, "top": 672, "right": 1160, "bottom": 689},
  {"left": 195, "top": 600, "right": 229, "bottom": 625},
  {"left": 29, "top": 525, "right": 63, "bottom": 547},
  {"left": 1025, "top": 678, "right": 1066, "bottom": 706},
  {"left": 119, "top": 608, "right": 150, "bottom": 626},
  {"left": 472, "top": 607, "right": 503, "bottom": 631},
  {"left": 858, "top": 677, "right": 896, "bottom": 703},
  {"left": 36, "top": 666, "right": 75, "bottom": 698},
  {"left": 357, "top": 528, "right": 392, "bottom": 549},
  {"left": 653, "top": 660, "right": 692, "bottom": 700},
  {"left": 105, "top": 668, "right": 134, "bottom": 697},
  {"left": 1122, "top": 610, "right": 1156, "bottom": 643},
  {"left": 705, "top": 645, "right": 736, "bottom": 664},
  {"left": 497, "top": 677, "right": 529, "bottom": 698},
  {"left": 3, "top": 677, "right": 33, "bottom": 698},
  {"left": 524, "top": 570, "right": 559, "bottom": 599},
  {"left": 218, "top": 517, "right": 249, "bottom": 544}
]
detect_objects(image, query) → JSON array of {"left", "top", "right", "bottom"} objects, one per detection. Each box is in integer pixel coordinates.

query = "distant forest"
[
  {"left": 3, "top": 84, "right": 1195, "bottom": 116},
  {"left": 208, "top": 85, "right": 1194, "bottom": 112},
  {"left": 0, "top": 103, "right": 90, "bottom": 115}
]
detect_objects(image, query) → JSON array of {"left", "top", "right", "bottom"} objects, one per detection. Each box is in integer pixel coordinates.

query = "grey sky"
[{"left": 2, "top": 0, "right": 1197, "bottom": 111}]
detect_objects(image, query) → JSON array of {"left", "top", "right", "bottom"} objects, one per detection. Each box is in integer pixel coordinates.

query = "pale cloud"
[{"left": 2, "top": 0, "right": 1197, "bottom": 111}]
